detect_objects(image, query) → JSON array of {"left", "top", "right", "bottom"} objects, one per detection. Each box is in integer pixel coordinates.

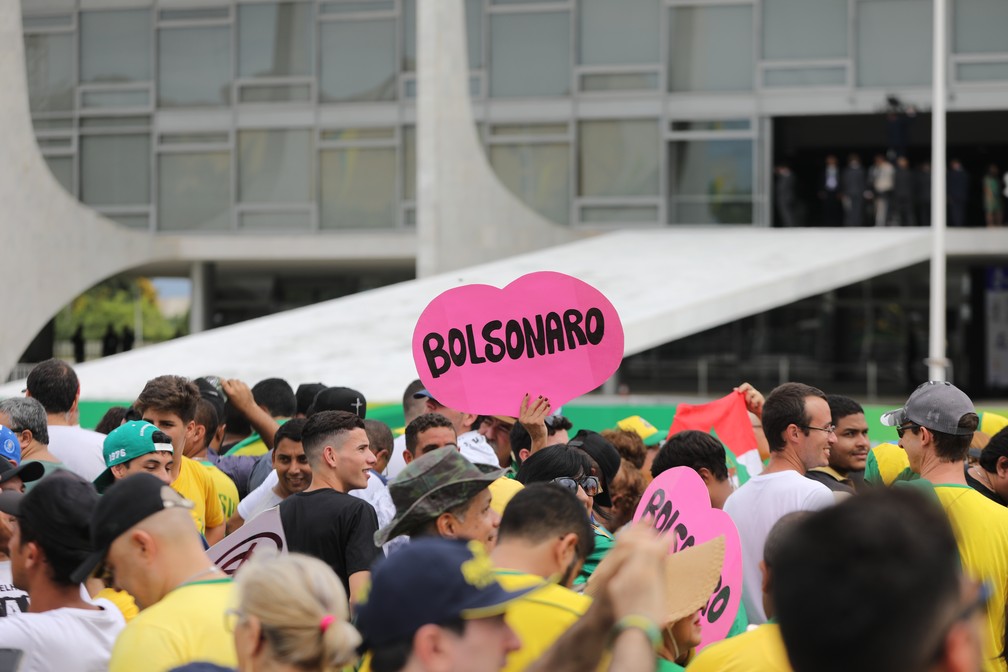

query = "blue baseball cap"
[
  {"left": 355, "top": 538, "right": 540, "bottom": 649},
  {"left": 0, "top": 425, "right": 19, "bottom": 464}
]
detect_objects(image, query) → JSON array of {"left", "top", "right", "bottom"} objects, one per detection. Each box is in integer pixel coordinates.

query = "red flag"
[{"left": 666, "top": 392, "right": 756, "bottom": 459}]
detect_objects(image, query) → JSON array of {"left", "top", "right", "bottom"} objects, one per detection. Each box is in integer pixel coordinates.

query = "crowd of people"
[
  {"left": 1, "top": 357, "right": 1007, "bottom": 672},
  {"left": 775, "top": 153, "right": 1008, "bottom": 228}
]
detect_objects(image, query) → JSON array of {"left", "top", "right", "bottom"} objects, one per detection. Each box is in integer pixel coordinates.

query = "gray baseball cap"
[{"left": 881, "top": 381, "right": 976, "bottom": 435}]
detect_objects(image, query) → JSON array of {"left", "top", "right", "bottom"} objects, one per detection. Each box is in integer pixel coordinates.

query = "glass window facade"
[
  {"left": 320, "top": 19, "right": 397, "bottom": 102},
  {"left": 668, "top": 5, "right": 753, "bottom": 92},
  {"left": 80, "top": 10, "right": 151, "bottom": 84},
  {"left": 238, "top": 129, "right": 313, "bottom": 203},
  {"left": 762, "top": 0, "right": 848, "bottom": 60},
  {"left": 20, "top": 0, "right": 1008, "bottom": 235},
  {"left": 578, "top": 0, "right": 659, "bottom": 66},
  {"left": 490, "top": 11, "right": 570, "bottom": 97},
  {"left": 24, "top": 33, "right": 74, "bottom": 112},
  {"left": 158, "top": 152, "right": 231, "bottom": 231},
  {"left": 320, "top": 147, "right": 397, "bottom": 229},
  {"left": 238, "top": 3, "right": 313, "bottom": 78},
  {"left": 578, "top": 120, "right": 659, "bottom": 197},
  {"left": 158, "top": 26, "right": 231, "bottom": 107},
  {"left": 80, "top": 134, "right": 151, "bottom": 206},
  {"left": 856, "top": 0, "right": 932, "bottom": 87}
]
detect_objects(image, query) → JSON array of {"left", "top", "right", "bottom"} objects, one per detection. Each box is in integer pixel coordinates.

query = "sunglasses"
[
  {"left": 896, "top": 423, "right": 921, "bottom": 438},
  {"left": 551, "top": 475, "right": 602, "bottom": 497}
]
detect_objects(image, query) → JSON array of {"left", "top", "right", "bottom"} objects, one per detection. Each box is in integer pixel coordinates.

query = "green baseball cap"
[{"left": 93, "top": 421, "right": 174, "bottom": 493}]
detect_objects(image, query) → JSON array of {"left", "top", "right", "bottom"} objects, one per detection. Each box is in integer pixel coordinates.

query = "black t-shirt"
[
  {"left": 279, "top": 489, "right": 382, "bottom": 593},
  {"left": 964, "top": 465, "right": 1008, "bottom": 506}
]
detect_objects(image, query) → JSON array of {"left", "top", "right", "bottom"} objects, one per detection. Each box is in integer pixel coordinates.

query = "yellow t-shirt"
[
  {"left": 172, "top": 456, "right": 225, "bottom": 535},
  {"left": 199, "top": 460, "right": 240, "bottom": 520},
  {"left": 687, "top": 623, "right": 791, "bottom": 672},
  {"left": 494, "top": 569, "right": 592, "bottom": 672},
  {"left": 96, "top": 587, "right": 139, "bottom": 622},
  {"left": 108, "top": 578, "right": 237, "bottom": 672},
  {"left": 935, "top": 485, "right": 1008, "bottom": 672}
]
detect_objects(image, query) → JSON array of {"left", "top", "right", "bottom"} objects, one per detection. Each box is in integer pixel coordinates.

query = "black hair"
[
  {"left": 509, "top": 423, "right": 532, "bottom": 463},
  {"left": 295, "top": 383, "right": 326, "bottom": 417},
  {"left": 301, "top": 411, "right": 366, "bottom": 464},
  {"left": 274, "top": 418, "right": 307, "bottom": 446},
  {"left": 930, "top": 413, "right": 979, "bottom": 462},
  {"left": 94, "top": 406, "right": 129, "bottom": 435},
  {"left": 762, "top": 382, "right": 827, "bottom": 452},
  {"left": 252, "top": 378, "right": 297, "bottom": 418},
  {"left": 17, "top": 471, "right": 99, "bottom": 587},
  {"left": 404, "top": 413, "right": 455, "bottom": 456},
  {"left": 651, "top": 430, "right": 728, "bottom": 481},
  {"left": 224, "top": 399, "right": 252, "bottom": 436},
  {"left": 135, "top": 375, "right": 200, "bottom": 423},
  {"left": 763, "top": 511, "right": 812, "bottom": 567},
  {"left": 826, "top": 395, "right": 864, "bottom": 425},
  {"left": 194, "top": 398, "right": 220, "bottom": 449},
  {"left": 497, "top": 484, "right": 594, "bottom": 561},
  {"left": 981, "top": 426, "right": 1008, "bottom": 474},
  {"left": 25, "top": 358, "right": 78, "bottom": 414},
  {"left": 773, "top": 488, "right": 961, "bottom": 672},
  {"left": 364, "top": 419, "right": 394, "bottom": 456},
  {"left": 515, "top": 444, "right": 593, "bottom": 486},
  {"left": 546, "top": 415, "right": 573, "bottom": 435}
]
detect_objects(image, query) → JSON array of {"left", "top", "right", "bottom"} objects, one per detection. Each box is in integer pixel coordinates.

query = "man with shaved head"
[{"left": 70, "top": 473, "right": 236, "bottom": 672}]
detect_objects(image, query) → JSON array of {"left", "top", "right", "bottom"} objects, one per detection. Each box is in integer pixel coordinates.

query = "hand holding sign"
[
  {"left": 412, "top": 272, "right": 624, "bottom": 416},
  {"left": 632, "top": 467, "right": 742, "bottom": 650}
]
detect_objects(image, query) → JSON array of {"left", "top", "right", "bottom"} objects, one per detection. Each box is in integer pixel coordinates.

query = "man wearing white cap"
[{"left": 882, "top": 381, "right": 1008, "bottom": 672}]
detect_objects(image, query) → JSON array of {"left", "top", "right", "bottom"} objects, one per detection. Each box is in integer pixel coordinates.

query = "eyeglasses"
[
  {"left": 551, "top": 475, "right": 602, "bottom": 497},
  {"left": 800, "top": 424, "right": 836, "bottom": 435},
  {"left": 896, "top": 423, "right": 921, "bottom": 438}
]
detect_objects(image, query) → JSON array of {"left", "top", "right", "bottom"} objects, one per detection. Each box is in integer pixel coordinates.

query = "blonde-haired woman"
[{"left": 229, "top": 553, "right": 361, "bottom": 672}]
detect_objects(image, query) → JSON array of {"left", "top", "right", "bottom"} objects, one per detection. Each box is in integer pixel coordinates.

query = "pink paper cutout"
[
  {"left": 412, "top": 271, "right": 624, "bottom": 416},
  {"left": 632, "top": 466, "right": 743, "bottom": 650}
]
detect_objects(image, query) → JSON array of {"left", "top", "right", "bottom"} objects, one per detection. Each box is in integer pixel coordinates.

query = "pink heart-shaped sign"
[
  {"left": 633, "top": 467, "right": 743, "bottom": 650},
  {"left": 412, "top": 271, "right": 624, "bottom": 416}
]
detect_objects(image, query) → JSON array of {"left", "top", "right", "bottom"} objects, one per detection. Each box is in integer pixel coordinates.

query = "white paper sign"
[{"left": 207, "top": 506, "right": 287, "bottom": 576}]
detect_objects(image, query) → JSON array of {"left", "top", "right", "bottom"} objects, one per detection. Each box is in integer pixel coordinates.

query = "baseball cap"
[
  {"left": 0, "top": 425, "right": 20, "bottom": 464},
  {"left": 295, "top": 383, "right": 326, "bottom": 417},
  {"left": 70, "top": 472, "right": 194, "bottom": 584},
  {"left": 309, "top": 387, "right": 367, "bottom": 418},
  {"left": 0, "top": 471, "right": 99, "bottom": 572},
  {"left": 412, "top": 389, "right": 435, "bottom": 401},
  {"left": 881, "top": 381, "right": 976, "bottom": 436},
  {"left": 375, "top": 447, "right": 504, "bottom": 546},
  {"left": 617, "top": 415, "right": 661, "bottom": 444},
  {"left": 567, "top": 430, "right": 621, "bottom": 507},
  {"left": 93, "top": 421, "right": 174, "bottom": 493},
  {"left": 0, "top": 458, "right": 44, "bottom": 487},
  {"left": 355, "top": 537, "right": 539, "bottom": 649}
]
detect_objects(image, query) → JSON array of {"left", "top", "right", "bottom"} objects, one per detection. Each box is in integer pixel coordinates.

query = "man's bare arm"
[{"left": 221, "top": 379, "right": 281, "bottom": 451}]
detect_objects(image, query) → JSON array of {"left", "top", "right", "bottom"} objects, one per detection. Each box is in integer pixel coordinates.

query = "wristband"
[{"left": 609, "top": 614, "right": 662, "bottom": 651}]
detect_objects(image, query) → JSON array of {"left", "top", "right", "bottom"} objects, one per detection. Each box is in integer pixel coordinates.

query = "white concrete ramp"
[{"left": 0, "top": 227, "right": 932, "bottom": 402}]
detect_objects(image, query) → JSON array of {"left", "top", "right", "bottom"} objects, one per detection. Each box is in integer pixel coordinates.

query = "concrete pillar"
[
  {"left": 415, "top": 0, "right": 574, "bottom": 277},
  {"left": 189, "top": 262, "right": 213, "bottom": 335},
  {"left": 0, "top": 0, "right": 170, "bottom": 378}
]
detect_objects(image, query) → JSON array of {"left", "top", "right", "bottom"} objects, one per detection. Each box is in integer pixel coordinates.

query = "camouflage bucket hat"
[{"left": 375, "top": 446, "right": 504, "bottom": 547}]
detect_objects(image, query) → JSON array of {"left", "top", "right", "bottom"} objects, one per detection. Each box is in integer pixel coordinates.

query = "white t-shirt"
[
  {"left": 0, "top": 597, "right": 125, "bottom": 672},
  {"left": 45, "top": 426, "right": 107, "bottom": 482},
  {"left": 723, "top": 469, "right": 834, "bottom": 625},
  {"left": 0, "top": 559, "right": 29, "bottom": 617},
  {"left": 236, "top": 474, "right": 284, "bottom": 521},
  {"left": 350, "top": 470, "right": 407, "bottom": 556},
  {"left": 385, "top": 431, "right": 499, "bottom": 480}
]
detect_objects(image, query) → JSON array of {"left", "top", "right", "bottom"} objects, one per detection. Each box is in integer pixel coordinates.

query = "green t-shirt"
[
  {"left": 574, "top": 523, "right": 615, "bottom": 585},
  {"left": 725, "top": 598, "right": 749, "bottom": 638}
]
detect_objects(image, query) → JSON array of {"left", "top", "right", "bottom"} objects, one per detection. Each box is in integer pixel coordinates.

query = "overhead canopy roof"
[{"left": 0, "top": 228, "right": 932, "bottom": 403}]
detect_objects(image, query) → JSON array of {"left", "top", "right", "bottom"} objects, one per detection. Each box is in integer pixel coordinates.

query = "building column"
[{"left": 189, "top": 262, "right": 214, "bottom": 335}]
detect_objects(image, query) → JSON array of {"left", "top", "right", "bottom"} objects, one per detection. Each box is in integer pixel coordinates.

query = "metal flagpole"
[{"left": 928, "top": 0, "right": 948, "bottom": 382}]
